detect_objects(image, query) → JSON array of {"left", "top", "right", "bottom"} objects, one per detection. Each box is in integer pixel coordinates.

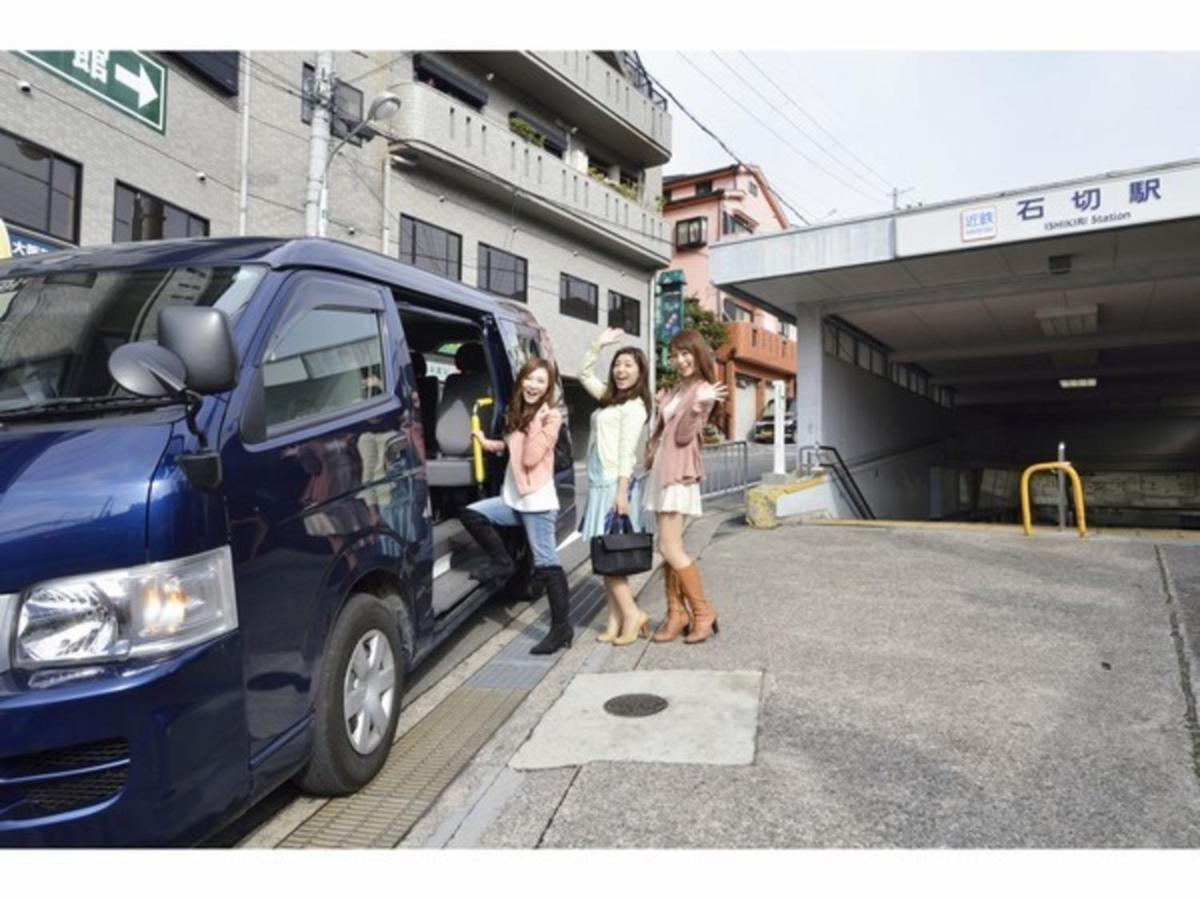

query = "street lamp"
[{"left": 315, "top": 90, "right": 402, "bottom": 237}]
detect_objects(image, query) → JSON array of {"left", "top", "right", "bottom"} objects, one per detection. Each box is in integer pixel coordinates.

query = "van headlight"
[{"left": 14, "top": 547, "right": 238, "bottom": 669}]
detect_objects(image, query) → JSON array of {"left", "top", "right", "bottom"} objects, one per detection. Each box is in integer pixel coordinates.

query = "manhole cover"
[{"left": 603, "top": 693, "right": 668, "bottom": 718}]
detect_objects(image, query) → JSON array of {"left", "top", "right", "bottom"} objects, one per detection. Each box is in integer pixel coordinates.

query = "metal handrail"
[
  {"left": 799, "top": 444, "right": 876, "bottom": 520},
  {"left": 699, "top": 440, "right": 751, "bottom": 501},
  {"left": 1020, "top": 461, "right": 1087, "bottom": 538}
]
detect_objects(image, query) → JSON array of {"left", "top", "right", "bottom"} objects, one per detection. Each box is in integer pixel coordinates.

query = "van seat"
[{"left": 427, "top": 368, "right": 491, "bottom": 487}]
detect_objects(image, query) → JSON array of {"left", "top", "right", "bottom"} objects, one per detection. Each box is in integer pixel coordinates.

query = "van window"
[{"left": 263, "top": 307, "right": 385, "bottom": 430}]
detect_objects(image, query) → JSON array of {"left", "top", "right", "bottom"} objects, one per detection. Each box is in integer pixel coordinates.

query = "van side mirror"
[
  {"left": 158, "top": 306, "right": 239, "bottom": 394},
  {"left": 108, "top": 342, "right": 188, "bottom": 398}
]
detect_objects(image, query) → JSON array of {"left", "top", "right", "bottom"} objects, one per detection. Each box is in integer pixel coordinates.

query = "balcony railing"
[
  {"left": 390, "top": 81, "right": 671, "bottom": 264},
  {"left": 723, "top": 321, "right": 796, "bottom": 375}
]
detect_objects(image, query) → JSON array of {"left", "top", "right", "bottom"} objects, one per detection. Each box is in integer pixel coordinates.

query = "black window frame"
[
  {"left": 399, "top": 214, "right": 463, "bottom": 281},
  {"left": 559, "top": 273, "right": 598, "bottom": 323},
  {"left": 0, "top": 126, "right": 82, "bottom": 244},
  {"left": 112, "top": 181, "right": 209, "bottom": 243},
  {"left": 607, "top": 290, "right": 641, "bottom": 336},
  {"left": 412, "top": 53, "right": 488, "bottom": 110},
  {"left": 695, "top": 180, "right": 714, "bottom": 196},
  {"left": 675, "top": 216, "right": 707, "bottom": 249},
  {"left": 301, "top": 62, "right": 366, "bottom": 147},
  {"left": 477, "top": 243, "right": 528, "bottom": 303}
]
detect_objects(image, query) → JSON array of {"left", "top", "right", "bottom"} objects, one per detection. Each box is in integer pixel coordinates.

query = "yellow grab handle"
[
  {"left": 1020, "top": 461, "right": 1087, "bottom": 538},
  {"left": 471, "top": 397, "right": 495, "bottom": 484}
]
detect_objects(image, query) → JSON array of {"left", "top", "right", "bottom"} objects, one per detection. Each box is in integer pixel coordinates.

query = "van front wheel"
[{"left": 296, "top": 593, "right": 405, "bottom": 796}]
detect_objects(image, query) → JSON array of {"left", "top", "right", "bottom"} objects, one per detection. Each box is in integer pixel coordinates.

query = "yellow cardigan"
[{"left": 578, "top": 338, "right": 648, "bottom": 482}]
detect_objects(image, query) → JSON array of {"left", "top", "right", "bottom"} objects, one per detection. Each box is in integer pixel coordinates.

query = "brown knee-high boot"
[
  {"left": 676, "top": 562, "right": 719, "bottom": 644},
  {"left": 652, "top": 564, "right": 691, "bottom": 642}
]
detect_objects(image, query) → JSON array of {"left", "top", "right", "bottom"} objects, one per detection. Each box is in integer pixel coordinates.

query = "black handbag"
[{"left": 590, "top": 514, "right": 652, "bottom": 576}]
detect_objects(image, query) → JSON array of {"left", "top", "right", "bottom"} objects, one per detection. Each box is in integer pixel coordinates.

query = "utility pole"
[
  {"left": 891, "top": 186, "right": 914, "bottom": 211},
  {"left": 304, "top": 51, "right": 335, "bottom": 236}
]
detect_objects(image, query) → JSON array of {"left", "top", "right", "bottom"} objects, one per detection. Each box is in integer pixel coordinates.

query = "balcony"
[
  {"left": 459, "top": 51, "right": 672, "bottom": 166},
  {"left": 722, "top": 322, "right": 796, "bottom": 376},
  {"left": 388, "top": 81, "right": 671, "bottom": 268}
]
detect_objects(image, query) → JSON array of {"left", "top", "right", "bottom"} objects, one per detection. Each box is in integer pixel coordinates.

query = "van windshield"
[{"left": 0, "top": 265, "right": 264, "bottom": 416}]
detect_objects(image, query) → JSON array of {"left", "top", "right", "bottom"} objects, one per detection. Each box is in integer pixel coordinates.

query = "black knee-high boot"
[
  {"left": 459, "top": 508, "right": 517, "bottom": 583},
  {"left": 529, "top": 565, "right": 573, "bottom": 655}
]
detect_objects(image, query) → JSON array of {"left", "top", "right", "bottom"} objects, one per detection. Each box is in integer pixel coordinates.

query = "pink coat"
[
  {"left": 644, "top": 382, "right": 713, "bottom": 488},
  {"left": 503, "top": 407, "right": 563, "bottom": 496}
]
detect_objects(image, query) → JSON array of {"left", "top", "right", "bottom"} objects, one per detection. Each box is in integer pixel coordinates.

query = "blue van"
[{"left": 0, "top": 237, "right": 575, "bottom": 847}]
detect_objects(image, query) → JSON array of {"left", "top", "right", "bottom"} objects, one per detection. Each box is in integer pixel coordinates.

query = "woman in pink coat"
[
  {"left": 643, "top": 330, "right": 728, "bottom": 644},
  {"left": 461, "top": 357, "right": 571, "bottom": 655}
]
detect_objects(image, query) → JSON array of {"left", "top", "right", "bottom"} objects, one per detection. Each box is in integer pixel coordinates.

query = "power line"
[
  {"left": 710, "top": 51, "right": 892, "bottom": 199},
  {"left": 675, "top": 52, "right": 888, "bottom": 210},
  {"left": 641, "top": 68, "right": 814, "bottom": 225},
  {"left": 738, "top": 51, "right": 898, "bottom": 194}
]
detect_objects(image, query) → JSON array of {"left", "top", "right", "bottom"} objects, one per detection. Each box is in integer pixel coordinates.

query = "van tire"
[{"left": 295, "top": 592, "right": 405, "bottom": 796}]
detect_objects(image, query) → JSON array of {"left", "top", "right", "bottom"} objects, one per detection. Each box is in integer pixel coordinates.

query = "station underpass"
[{"left": 713, "top": 160, "right": 1200, "bottom": 531}]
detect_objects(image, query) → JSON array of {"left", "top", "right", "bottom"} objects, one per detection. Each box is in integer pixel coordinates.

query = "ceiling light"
[
  {"left": 1037, "top": 303, "right": 1098, "bottom": 337},
  {"left": 1059, "top": 378, "right": 1097, "bottom": 389}
]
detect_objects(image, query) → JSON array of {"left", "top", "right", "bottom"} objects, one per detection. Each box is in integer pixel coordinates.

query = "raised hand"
[
  {"left": 598, "top": 326, "right": 625, "bottom": 347},
  {"left": 695, "top": 381, "right": 728, "bottom": 405}
]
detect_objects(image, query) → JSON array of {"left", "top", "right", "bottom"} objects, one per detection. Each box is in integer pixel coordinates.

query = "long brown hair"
[
  {"left": 504, "top": 357, "right": 558, "bottom": 435},
  {"left": 667, "top": 329, "right": 721, "bottom": 425},
  {"left": 599, "top": 346, "right": 651, "bottom": 412}
]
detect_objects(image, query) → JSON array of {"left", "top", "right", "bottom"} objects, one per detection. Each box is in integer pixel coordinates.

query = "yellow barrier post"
[
  {"left": 1020, "top": 461, "right": 1087, "bottom": 538},
  {"left": 470, "top": 397, "right": 494, "bottom": 484}
]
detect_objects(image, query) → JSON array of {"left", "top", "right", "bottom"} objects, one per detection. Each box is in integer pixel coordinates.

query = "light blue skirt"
[
  {"left": 579, "top": 452, "right": 647, "bottom": 540},
  {"left": 579, "top": 475, "right": 646, "bottom": 539}
]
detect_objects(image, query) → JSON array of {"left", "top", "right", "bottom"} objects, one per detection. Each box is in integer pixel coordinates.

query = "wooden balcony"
[{"left": 721, "top": 322, "right": 795, "bottom": 376}]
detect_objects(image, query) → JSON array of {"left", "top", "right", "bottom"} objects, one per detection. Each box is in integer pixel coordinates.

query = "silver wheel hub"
[{"left": 342, "top": 629, "right": 396, "bottom": 756}]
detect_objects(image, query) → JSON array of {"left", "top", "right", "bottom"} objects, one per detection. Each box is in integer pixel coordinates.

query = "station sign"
[
  {"left": 19, "top": 50, "right": 167, "bottom": 133},
  {"left": 896, "top": 162, "right": 1200, "bottom": 257}
]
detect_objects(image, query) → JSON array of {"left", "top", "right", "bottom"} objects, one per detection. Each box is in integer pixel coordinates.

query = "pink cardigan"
[
  {"left": 499, "top": 407, "right": 563, "bottom": 496},
  {"left": 644, "top": 382, "right": 713, "bottom": 488}
]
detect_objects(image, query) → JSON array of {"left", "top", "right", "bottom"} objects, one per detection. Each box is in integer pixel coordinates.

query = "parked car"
[
  {"left": 0, "top": 237, "right": 574, "bottom": 847},
  {"left": 752, "top": 397, "right": 796, "bottom": 443}
]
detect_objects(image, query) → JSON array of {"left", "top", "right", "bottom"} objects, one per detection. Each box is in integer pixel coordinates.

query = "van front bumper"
[{"left": 0, "top": 633, "right": 251, "bottom": 847}]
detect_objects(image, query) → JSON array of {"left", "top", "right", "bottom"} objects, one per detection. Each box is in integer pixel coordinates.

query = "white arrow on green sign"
[{"left": 18, "top": 50, "right": 167, "bottom": 133}]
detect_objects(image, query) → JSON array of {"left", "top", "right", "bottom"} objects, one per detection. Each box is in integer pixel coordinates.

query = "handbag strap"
[{"left": 604, "top": 512, "right": 633, "bottom": 535}]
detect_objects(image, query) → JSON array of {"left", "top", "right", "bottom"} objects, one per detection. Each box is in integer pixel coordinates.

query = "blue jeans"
[{"left": 467, "top": 496, "right": 560, "bottom": 569}]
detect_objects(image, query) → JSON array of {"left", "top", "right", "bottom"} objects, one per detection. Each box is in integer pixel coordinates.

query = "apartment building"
[
  {"left": 0, "top": 49, "right": 673, "bottom": 447},
  {"left": 663, "top": 163, "right": 795, "bottom": 439}
]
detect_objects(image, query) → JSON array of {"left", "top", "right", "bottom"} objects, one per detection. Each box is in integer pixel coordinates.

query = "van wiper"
[{"left": 0, "top": 395, "right": 181, "bottom": 422}]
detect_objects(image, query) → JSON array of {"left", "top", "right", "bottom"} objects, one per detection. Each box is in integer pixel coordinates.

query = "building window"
[
  {"left": 301, "top": 63, "right": 366, "bottom": 146},
  {"left": 695, "top": 180, "right": 714, "bottom": 196},
  {"left": 675, "top": 216, "right": 707, "bottom": 249},
  {"left": 507, "top": 111, "right": 566, "bottom": 158},
  {"left": 607, "top": 291, "right": 641, "bottom": 336},
  {"left": 0, "top": 128, "right": 81, "bottom": 243},
  {"left": 722, "top": 298, "right": 752, "bottom": 323},
  {"left": 559, "top": 273, "right": 598, "bottom": 323},
  {"left": 663, "top": 189, "right": 673, "bottom": 202},
  {"left": 721, "top": 212, "right": 754, "bottom": 237},
  {"left": 412, "top": 53, "right": 487, "bottom": 110},
  {"left": 113, "top": 183, "right": 209, "bottom": 243},
  {"left": 399, "top": 215, "right": 462, "bottom": 280},
  {"left": 477, "top": 243, "right": 527, "bottom": 303},
  {"left": 748, "top": 181, "right": 759, "bottom": 197}
]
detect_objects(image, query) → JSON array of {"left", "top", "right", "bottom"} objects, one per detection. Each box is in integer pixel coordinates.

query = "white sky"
[{"left": 639, "top": 50, "right": 1200, "bottom": 225}]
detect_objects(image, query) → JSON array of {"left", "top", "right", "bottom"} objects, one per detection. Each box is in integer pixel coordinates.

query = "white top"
[
  {"left": 502, "top": 462, "right": 559, "bottom": 512},
  {"left": 578, "top": 337, "right": 648, "bottom": 480}
]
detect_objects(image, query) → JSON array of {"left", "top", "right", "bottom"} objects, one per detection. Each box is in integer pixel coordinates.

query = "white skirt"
[{"left": 642, "top": 455, "right": 703, "bottom": 517}]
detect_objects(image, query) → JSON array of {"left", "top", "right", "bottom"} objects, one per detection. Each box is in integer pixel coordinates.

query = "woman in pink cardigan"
[
  {"left": 461, "top": 357, "right": 571, "bottom": 655},
  {"left": 644, "top": 330, "right": 728, "bottom": 644}
]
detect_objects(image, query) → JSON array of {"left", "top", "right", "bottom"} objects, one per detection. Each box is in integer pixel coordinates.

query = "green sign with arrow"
[{"left": 19, "top": 50, "right": 167, "bottom": 133}]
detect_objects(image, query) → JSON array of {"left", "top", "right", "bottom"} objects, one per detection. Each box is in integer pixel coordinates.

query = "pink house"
[{"left": 663, "top": 163, "right": 797, "bottom": 440}]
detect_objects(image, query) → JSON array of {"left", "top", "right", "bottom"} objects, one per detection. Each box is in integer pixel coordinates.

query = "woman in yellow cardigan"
[{"left": 577, "top": 327, "right": 651, "bottom": 645}]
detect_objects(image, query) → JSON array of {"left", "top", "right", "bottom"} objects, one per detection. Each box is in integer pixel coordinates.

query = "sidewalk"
[{"left": 400, "top": 517, "right": 1200, "bottom": 848}]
